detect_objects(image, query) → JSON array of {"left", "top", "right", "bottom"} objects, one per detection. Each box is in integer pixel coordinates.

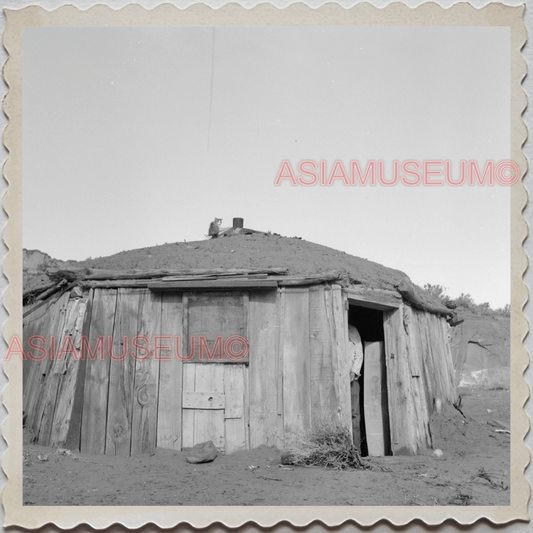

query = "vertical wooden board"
[
  {"left": 157, "top": 292, "right": 183, "bottom": 451},
  {"left": 440, "top": 318, "right": 457, "bottom": 400},
  {"left": 277, "top": 289, "right": 284, "bottom": 417},
  {"left": 35, "top": 293, "right": 72, "bottom": 445},
  {"left": 26, "top": 293, "right": 69, "bottom": 431},
  {"left": 412, "top": 311, "right": 435, "bottom": 411},
  {"left": 418, "top": 312, "right": 441, "bottom": 405},
  {"left": 23, "top": 309, "right": 50, "bottom": 418},
  {"left": 330, "top": 286, "right": 351, "bottom": 433},
  {"left": 224, "top": 365, "right": 246, "bottom": 453},
  {"left": 363, "top": 341, "right": 387, "bottom": 456},
  {"left": 408, "top": 311, "right": 432, "bottom": 449},
  {"left": 193, "top": 364, "right": 225, "bottom": 449},
  {"left": 309, "top": 286, "right": 336, "bottom": 427},
  {"left": 49, "top": 299, "right": 87, "bottom": 447},
  {"left": 181, "top": 363, "right": 196, "bottom": 448},
  {"left": 106, "top": 289, "right": 141, "bottom": 456},
  {"left": 282, "top": 288, "right": 311, "bottom": 434},
  {"left": 131, "top": 290, "right": 162, "bottom": 456},
  {"left": 22, "top": 310, "right": 46, "bottom": 389},
  {"left": 224, "top": 365, "right": 244, "bottom": 418},
  {"left": 403, "top": 305, "right": 421, "bottom": 378},
  {"left": 383, "top": 310, "right": 398, "bottom": 452},
  {"left": 65, "top": 289, "right": 93, "bottom": 451},
  {"left": 383, "top": 306, "right": 413, "bottom": 455},
  {"left": 402, "top": 306, "right": 431, "bottom": 452},
  {"left": 248, "top": 289, "right": 280, "bottom": 448},
  {"left": 396, "top": 309, "right": 417, "bottom": 455},
  {"left": 225, "top": 418, "right": 246, "bottom": 454},
  {"left": 243, "top": 363, "right": 251, "bottom": 449},
  {"left": 81, "top": 289, "right": 118, "bottom": 455}
]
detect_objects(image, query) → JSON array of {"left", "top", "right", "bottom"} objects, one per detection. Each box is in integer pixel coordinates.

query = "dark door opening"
[{"left": 348, "top": 305, "right": 391, "bottom": 456}]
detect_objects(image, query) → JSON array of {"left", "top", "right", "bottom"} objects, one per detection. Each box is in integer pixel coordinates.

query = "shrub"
[{"left": 281, "top": 420, "right": 368, "bottom": 470}]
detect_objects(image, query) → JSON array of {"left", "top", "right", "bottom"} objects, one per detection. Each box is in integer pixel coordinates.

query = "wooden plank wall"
[
  {"left": 384, "top": 303, "right": 457, "bottom": 455},
  {"left": 23, "top": 292, "right": 83, "bottom": 444},
  {"left": 23, "top": 292, "right": 71, "bottom": 439},
  {"left": 81, "top": 288, "right": 184, "bottom": 455},
  {"left": 248, "top": 289, "right": 282, "bottom": 447},
  {"left": 23, "top": 299, "right": 55, "bottom": 421}
]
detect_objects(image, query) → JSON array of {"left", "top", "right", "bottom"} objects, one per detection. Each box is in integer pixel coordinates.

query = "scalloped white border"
[{"left": 1, "top": 2, "right": 529, "bottom": 529}]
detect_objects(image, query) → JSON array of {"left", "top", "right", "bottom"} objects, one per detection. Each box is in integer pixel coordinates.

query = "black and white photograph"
[{"left": 1, "top": 0, "right": 530, "bottom": 529}]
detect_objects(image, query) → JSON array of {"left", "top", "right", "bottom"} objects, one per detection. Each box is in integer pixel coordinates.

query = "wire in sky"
[{"left": 207, "top": 27, "right": 216, "bottom": 151}]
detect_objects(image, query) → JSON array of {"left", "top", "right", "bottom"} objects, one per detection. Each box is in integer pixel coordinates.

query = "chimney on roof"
[{"left": 233, "top": 218, "right": 244, "bottom": 229}]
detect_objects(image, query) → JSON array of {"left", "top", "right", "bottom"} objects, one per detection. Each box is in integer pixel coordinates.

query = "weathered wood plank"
[
  {"left": 309, "top": 286, "right": 337, "bottom": 427},
  {"left": 105, "top": 289, "right": 141, "bottom": 456},
  {"left": 383, "top": 307, "right": 404, "bottom": 455},
  {"left": 403, "top": 306, "right": 431, "bottom": 449},
  {"left": 26, "top": 292, "right": 69, "bottom": 432},
  {"left": 345, "top": 287, "right": 402, "bottom": 310},
  {"left": 363, "top": 341, "right": 389, "bottom": 456},
  {"left": 282, "top": 288, "right": 311, "bottom": 434},
  {"left": 80, "top": 289, "right": 118, "bottom": 455},
  {"left": 65, "top": 289, "right": 94, "bottom": 451},
  {"left": 277, "top": 289, "right": 284, "bottom": 417},
  {"left": 183, "top": 391, "right": 225, "bottom": 409},
  {"left": 157, "top": 292, "right": 183, "bottom": 451},
  {"left": 149, "top": 280, "right": 278, "bottom": 291},
  {"left": 224, "top": 365, "right": 246, "bottom": 454},
  {"left": 193, "top": 364, "right": 225, "bottom": 449},
  {"left": 243, "top": 363, "right": 250, "bottom": 450},
  {"left": 79, "top": 267, "right": 288, "bottom": 280},
  {"left": 248, "top": 289, "right": 281, "bottom": 448},
  {"left": 224, "top": 365, "right": 244, "bottom": 418},
  {"left": 22, "top": 312, "right": 44, "bottom": 390},
  {"left": 383, "top": 304, "right": 417, "bottom": 455},
  {"left": 49, "top": 298, "right": 87, "bottom": 447},
  {"left": 130, "top": 290, "right": 162, "bottom": 456},
  {"left": 23, "top": 309, "right": 50, "bottom": 414},
  {"left": 181, "top": 363, "right": 196, "bottom": 448},
  {"left": 35, "top": 293, "right": 72, "bottom": 445},
  {"left": 330, "top": 286, "right": 351, "bottom": 434}
]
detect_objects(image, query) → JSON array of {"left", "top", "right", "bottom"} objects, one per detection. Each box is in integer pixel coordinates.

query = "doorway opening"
[{"left": 348, "top": 304, "right": 391, "bottom": 457}]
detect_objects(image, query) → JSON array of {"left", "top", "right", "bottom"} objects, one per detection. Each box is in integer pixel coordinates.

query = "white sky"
[{"left": 23, "top": 26, "right": 511, "bottom": 308}]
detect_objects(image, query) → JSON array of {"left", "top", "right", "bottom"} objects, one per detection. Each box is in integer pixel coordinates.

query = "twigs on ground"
[{"left": 282, "top": 421, "right": 370, "bottom": 471}]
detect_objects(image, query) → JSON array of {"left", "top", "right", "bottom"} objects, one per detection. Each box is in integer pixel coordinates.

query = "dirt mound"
[
  {"left": 428, "top": 390, "right": 510, "bottom": 458},
  {"left": 23, "top": 233, "right": 439, "bottom": 295}
]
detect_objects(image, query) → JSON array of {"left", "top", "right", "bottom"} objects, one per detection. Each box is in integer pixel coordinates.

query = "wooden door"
[
  {"left": 181, "top": 292, "right": 248, "bottom": 452},
  {"left": 182, "top": 363, "right": 247, "bottom": 453}
]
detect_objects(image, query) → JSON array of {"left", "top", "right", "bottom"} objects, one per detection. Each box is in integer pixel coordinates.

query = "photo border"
[{"left": 2, "top": 2, "right": 529, "bottom": 528}]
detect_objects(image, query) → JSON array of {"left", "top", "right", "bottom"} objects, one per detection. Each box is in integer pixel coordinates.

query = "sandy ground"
[{"left": 23, "top": 388, "right": 509, "bottom": 506}]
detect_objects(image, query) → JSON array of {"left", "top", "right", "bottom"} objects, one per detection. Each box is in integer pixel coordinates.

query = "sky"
[{"left": 23, "top": 26, "right": 511, "bottom": 308}]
